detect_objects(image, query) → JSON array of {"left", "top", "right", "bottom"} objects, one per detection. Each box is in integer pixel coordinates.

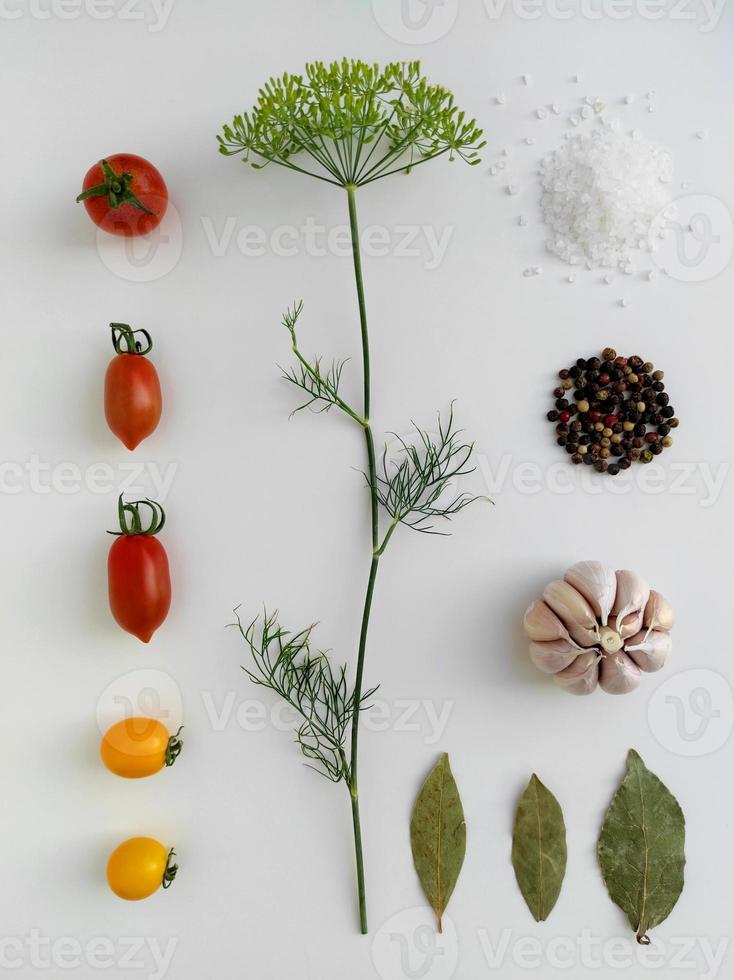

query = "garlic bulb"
[
  {"left": 626, "top": 629, "right": 672, "bottom": 672},
  {"left": 564, "top": 560, "right": 617, "bottom": 626},
  {"left": 523, "top": 562, "right": 673, "bottom": 696},
  {"left": 599, "top": 652, "right": 641, "bottom": 695}
]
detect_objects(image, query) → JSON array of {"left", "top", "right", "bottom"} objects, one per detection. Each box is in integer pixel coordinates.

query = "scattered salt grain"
[
  {"left": 507, "top": 183, "right": 520, "bottom": 195},
  {"left": 567, "top": 274, "right": 576, "bottom": 283},
  {"left": 522, "top": 73, "right": 532, "bottom": 86},
  {"left": 695, "top": 129, "right": 709, "bottom": 140},
  {"left": 538, "top": 120, "right": 673, "bottom": 269},
  {"left": 495, "top": 92, "right": 506, "bottom": 105},
  {"left": 518, "top": 215, "right": 528, "bottom": 226},
  {"left": 524, "top": 137, "right": 536, "bottom": 145},
  {"left": 624, "top": 94, "right": 635, "bottom": 104},
  {"left": 551, "top": 104, "right": 561, "bottom": 115},
  {"left": 604, "top": 274, "right": 613, "bottom": 284},
  {"left": 536, "top": 107, "right": 547, "bottom": 119}
]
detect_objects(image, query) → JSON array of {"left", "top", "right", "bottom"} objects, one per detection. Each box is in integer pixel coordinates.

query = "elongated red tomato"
[
  {"left": 77, "top": 154, "right": 168, "bottom": 237},
  {"left": 108, "top": 497, "right": 171, "bottom": 643},
  {"left": 105, "top": 324, "right": 162, "bottom": 450}
]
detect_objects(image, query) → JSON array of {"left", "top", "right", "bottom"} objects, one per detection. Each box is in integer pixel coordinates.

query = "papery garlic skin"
[
  {"left": 564, "top": 560, "right": 617, "bottom": 626},
  {"left": 529, "top": 639, "right": 579, "bottom": 674},
  {"left": 524, "top": 562, "right": 673, "bottom": 695},
  {"left": 599, "top": 651, "right": 641, "bottom": 695},
  {"left": 553, "top": 651, "right": 600, "bottom": 695},
  {"left": 626, "top": 630, "right": 672, "bottom": 672}
]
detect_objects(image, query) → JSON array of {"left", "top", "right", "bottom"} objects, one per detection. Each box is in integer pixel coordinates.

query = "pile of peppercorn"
[{"left": 547, "top": 348, "right": 679, "bottom": 475}]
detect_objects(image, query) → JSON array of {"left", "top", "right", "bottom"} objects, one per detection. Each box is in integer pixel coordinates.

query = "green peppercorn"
[
  {"left": 642, "top": 362, "right": 654, "bottom": 373},
  {"left": 641, "top": 449, "right": 653, "bottom": 463},
  {"left": 662, "top": 435, "right": 673, "bottom": 447},
  {"left": 652, "top": 370, "right": 664, "bottom": 381},
  {"left": 669, "top": 418, "right": 679, "bottom": 428},
  {"left": 602, "top": 347, "right": 617, "bottom": 361}
]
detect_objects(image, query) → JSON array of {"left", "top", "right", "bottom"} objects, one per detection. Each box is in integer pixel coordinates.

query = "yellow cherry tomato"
[
  {"left": 100, "top": 718, "right": 183, "bottom": 778},
  {"left": 106, "top": 837, "right": 178, "bottom": 900}
]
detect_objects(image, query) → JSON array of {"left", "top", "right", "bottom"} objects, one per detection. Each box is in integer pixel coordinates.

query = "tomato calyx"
[
  {"left": 165, "top": 726, "right": 184, "bottom": 767},
  {"left": 76, "top": 159, "right": 154, "bottom": 215},
  {"left": 162, "top": 848, "right": 178, "bottom": 890},
  {"left": 109, "top": 494, "right": 166, "bottom": 537},
  {"left": 110, "top": 322, "right": 153, "bottom": 356}
]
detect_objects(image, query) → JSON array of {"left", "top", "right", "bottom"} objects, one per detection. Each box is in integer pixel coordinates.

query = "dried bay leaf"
[
  {"left": 410, "top": 753, "right": 466, "bottom": 932},
  {"left": 598, "top": 749, "right": 686, "bottom": 944},
  {"left": 511, "top": 774, "right": 567, "bottom": 921}
]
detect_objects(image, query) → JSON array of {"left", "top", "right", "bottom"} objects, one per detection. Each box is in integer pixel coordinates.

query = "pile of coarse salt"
[{"left": 539, "top": 120, "right": 674, "bottom": 271}]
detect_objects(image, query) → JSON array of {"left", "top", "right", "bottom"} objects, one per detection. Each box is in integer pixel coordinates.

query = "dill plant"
[{"left": 218, "top": 59, "right": 485, "bottom": 933}]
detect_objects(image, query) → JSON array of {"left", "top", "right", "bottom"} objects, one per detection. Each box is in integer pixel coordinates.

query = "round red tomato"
[
  {"left": 77, "top": 154, "right": 168, "bottom": 237},
  {"left": 108, "top": 497, "right": 171, "bottom": 643},
  {"left": 105, "top": 324, "right": 162, "bottom": 450}
]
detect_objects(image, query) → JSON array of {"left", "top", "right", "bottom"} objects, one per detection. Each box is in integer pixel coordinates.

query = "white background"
[{"left": 2, "top": 1, "right": 734, "bottom": 978}]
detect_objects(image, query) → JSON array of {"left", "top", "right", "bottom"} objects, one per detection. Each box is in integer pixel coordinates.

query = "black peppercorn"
[
  {"left": 547, "top": 410, "right": 559, "bottom": 421},
  {"left": 607, "top": 463, "right": 620, "bottom": 475},
  {"left": 557, "top": 436, "right": 567, "bottom": 446}
]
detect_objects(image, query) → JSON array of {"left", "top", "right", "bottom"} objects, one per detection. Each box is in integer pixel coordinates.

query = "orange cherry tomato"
[
  {"left": 107, "top": 837, "right": 177, "bottom": 901},
  {"left": 101, "top": 718, "right": 183, "bottom": 778}
]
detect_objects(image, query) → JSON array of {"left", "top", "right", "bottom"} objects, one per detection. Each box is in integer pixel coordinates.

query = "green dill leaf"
[{"left": 216, "top": 60, "right": 484, "bottom": 187}]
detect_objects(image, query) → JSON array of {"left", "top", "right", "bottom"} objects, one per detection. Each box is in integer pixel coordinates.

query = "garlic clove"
[
  {"left": 643, "top": 591, "right": 674, "bottom": 633},
  {"left": 625, "top": 629, "right": 672, "bottom": 672},
  {"left": 553, "top": 650, "right": 600, "bottom": 695},
  {"left": 523, "top": 599, "right": 581, "bottom": 646},
  {"left": 542, "top": 580, "right": 600, "bottom": 647},
  {"left": 599, "top": 651, "right": 641, "bottom": 695},
  {"left": 564, "top": 561, "right": 617, "bottom": 626},
  {"left": 529, "top": 639, "right": 579, "bottom": 674},
  {"left": 612, "top": 569, "right": 650, "bottom": 628},
  {"left": 612, "top": 608, "right": 645, "bottom": 640}
]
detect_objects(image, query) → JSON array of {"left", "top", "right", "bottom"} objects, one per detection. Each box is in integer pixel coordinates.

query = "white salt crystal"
[
  {"left": 551, "top": 104, "right": 561, "bottom": 115},
  {"left": 536, "top": 107, "right": 547, "bottom": 119},
  {"left": 523, "top": 73, "right": 532, "bottom": 86},
  {"left": 495, "top": 92, "right": 506, "bottom": 105},
  {"left": 518, "top": 215, "right": 528, "bottom": 226},
  {"left": 538, "top": 120, "right": 673, "bottom": 271},
  {"left": 507, "top": 183, "right": 519, "bottom": 195}
]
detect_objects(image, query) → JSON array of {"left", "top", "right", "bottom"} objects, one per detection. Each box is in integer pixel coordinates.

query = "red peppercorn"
[
  {"left": 603, "top": 414, "right": 618, "bottom": 427},
  {"left": 559, "top": 410, "right": 571, "bottom": 423},
  {"left": 588, "top": 411, "right": 602, "bottom": 423},
  {"left": 645, "top": 432, "right": 658, "bottom": 444}
]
